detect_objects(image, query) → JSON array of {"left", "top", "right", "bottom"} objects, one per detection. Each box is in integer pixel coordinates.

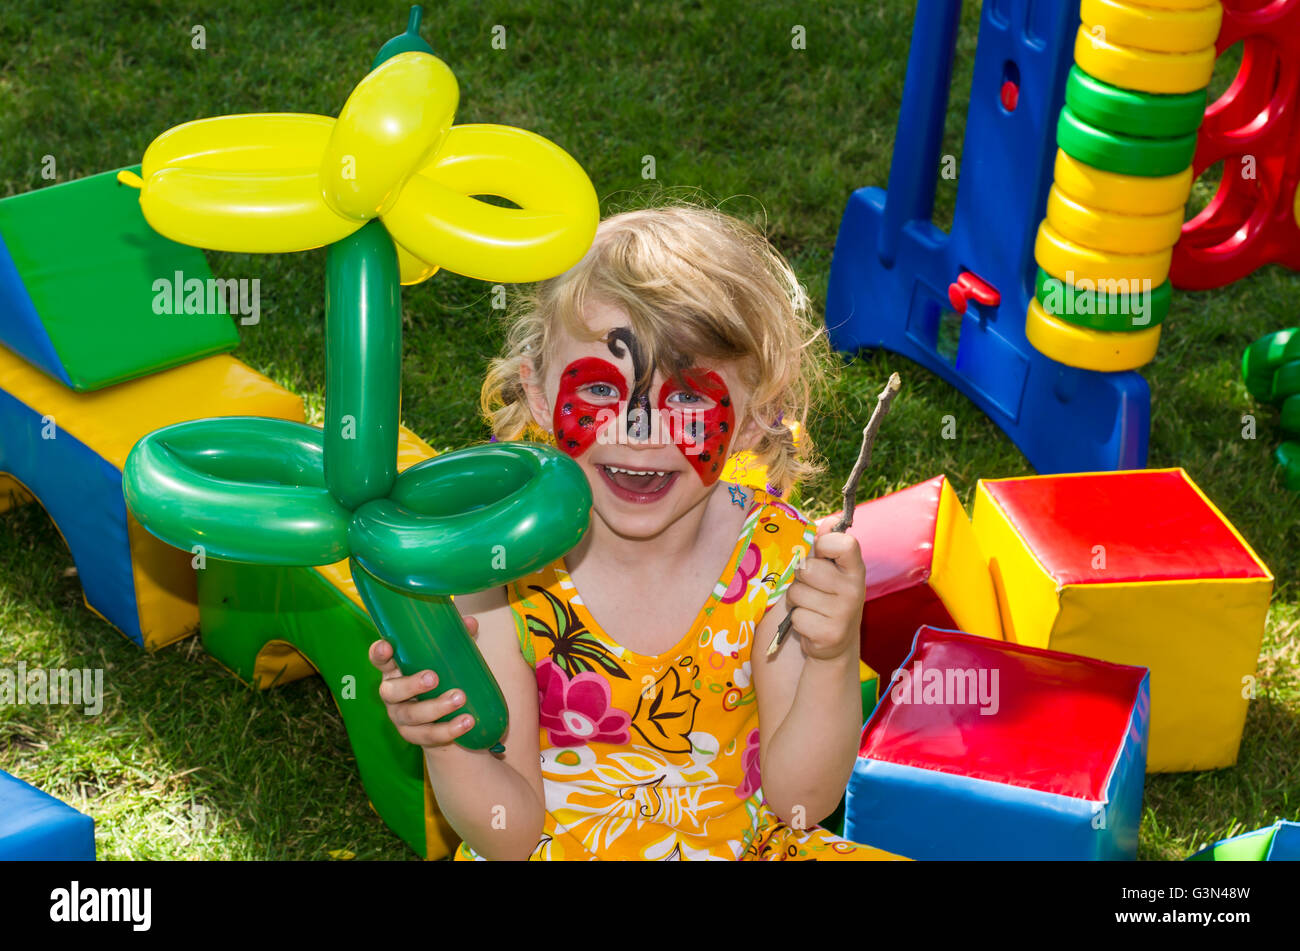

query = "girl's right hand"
[{"left": 369, "top": 617, "right": 479, "bottom": 751}]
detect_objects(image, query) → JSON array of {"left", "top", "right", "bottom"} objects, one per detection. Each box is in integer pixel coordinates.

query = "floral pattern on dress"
[
  {"left": 537, "top": 658, "right": 632, "bottom": 747},
  {"left": 453, "top": 487, "right": 904, "bottom": 862},
  {"left": 734, "top": 727, "right": 762, "bottom": 799}
]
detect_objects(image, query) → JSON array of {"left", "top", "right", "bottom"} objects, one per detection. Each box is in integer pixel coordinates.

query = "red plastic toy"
[{"left": 1171, "top": 0, "right": 1300, "bottom": 290}]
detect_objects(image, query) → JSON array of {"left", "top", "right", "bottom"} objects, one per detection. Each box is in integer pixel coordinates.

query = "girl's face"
[{"left": 524, "top": 299, "right": 755, "bottom": 540}]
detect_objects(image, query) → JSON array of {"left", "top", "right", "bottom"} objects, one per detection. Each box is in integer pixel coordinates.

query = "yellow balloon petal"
[
  {"left": 395, "top": 242, "right": 439, "bottom": 285},
  {"left": 382, "top": 124, "right": 598, "bottom": 283},
  {"left": 140, "top": 166, "right": 359, "bottom": 253},
  {"left": 321, "top": 52, "right": 458, "bottom": 222},
  {"left": 137, "top": 113, "right": 352, "bottom": 252},
  {"left": 141, "top": 113, "right": 336, "bottom": 179}
]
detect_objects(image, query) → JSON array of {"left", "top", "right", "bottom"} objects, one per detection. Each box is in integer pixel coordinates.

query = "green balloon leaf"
[{"left": 123, "top": 417, "right": 353, "bottom": 565}]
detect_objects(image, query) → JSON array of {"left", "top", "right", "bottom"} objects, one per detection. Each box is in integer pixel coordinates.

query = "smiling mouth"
[{"left": 597, "top": 464, "right": 678, "bottom": 502}]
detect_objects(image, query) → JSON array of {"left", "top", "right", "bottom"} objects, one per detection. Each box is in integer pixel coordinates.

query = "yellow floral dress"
[{"left": 454, "top": 487, "right": 905, "bottom": 861}]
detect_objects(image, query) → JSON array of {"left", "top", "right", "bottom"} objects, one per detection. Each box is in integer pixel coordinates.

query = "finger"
[
  {"left": 378, "top": 669, "right": 439, "bottom": 705},
  {"left": 814, "top": 517, "right": 840, "bottom": 541},
  {"left": 794, "top": 556, "right": 857, "bottom": 596},
  {"left": 369, "top": 639, "right": 403, "bottom": 678},
  {"left": 391, "top": 687, "right": 468, "bottom": 728},
  {"left": 785, "top": 578, "right": 838, "bottom": 618},
  {"left": 787, "top": 606, "right": 830, "bottom": 642},
  {"left": 809, "top": 532, "right": 864, "bottom": 574},
  {"left": 463, "top": 615, "right": 479, "bottom": 639},
  {"left": 403, "top": 714, "right": 478, "bottom": 749}
]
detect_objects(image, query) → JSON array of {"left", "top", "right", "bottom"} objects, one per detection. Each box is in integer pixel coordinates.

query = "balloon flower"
[{"left": 121, "top": 7, "right": 597, "bottom": 752}]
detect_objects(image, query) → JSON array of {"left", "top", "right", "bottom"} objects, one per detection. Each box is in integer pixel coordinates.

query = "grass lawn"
[{"left": 1, "top": 1, "right": 1296, "bottom": 861}]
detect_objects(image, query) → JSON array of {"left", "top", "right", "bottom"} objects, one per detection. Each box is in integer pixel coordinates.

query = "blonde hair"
[{"left": 480, "top": 200, "right": 833, "bottom": 495}]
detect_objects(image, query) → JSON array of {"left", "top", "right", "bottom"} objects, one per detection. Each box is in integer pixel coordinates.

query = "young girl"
[{"left": 370, "top": 204, "right": 904, "bottom": 861}]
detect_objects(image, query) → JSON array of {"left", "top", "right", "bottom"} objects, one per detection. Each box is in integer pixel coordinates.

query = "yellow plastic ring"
[
  {"left": 1073, "top": 27, "right": 1216, "bottom": 94},
  {"left": 1046, "top": 186, "right": 1185, "bottom": 255},
  {"left": 1026, "top": 298, "right": 1163, "bottom": 371},
  {"left": 1035, "top": 220, "right": 1172, "bottom": 285},
  {"left": 1080, "top": 0, "right": 1223, "bottom": 55},
  {"left": 1052, "top": 150, "right": 1193, "bottom": 215}
]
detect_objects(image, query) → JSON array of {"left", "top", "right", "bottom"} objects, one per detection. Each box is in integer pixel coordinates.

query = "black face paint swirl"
[{"left": 606, "top": 326, "right": 652, "bottom": 440}]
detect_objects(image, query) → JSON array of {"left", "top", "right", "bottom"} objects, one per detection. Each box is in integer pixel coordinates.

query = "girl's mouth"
[{"left": 596, "top": 464, "right": 679, "bottom": 504}]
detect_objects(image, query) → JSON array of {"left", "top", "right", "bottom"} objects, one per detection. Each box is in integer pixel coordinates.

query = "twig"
[{"left": 766, "top": 372, "right": 901, "bottom": 658}]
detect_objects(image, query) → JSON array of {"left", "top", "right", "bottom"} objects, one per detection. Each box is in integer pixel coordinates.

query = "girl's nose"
[{"left": 626, "top": 395, "right": 675, "bottom": 448}]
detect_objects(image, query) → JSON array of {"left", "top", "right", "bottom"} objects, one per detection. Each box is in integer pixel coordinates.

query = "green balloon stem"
[
  {"left": 351, "top": 558, "right": 511, "bottom": 753},
  {"left": 324, "top": 220, "right": 401, "bottom": 511},
  {"left": 372, "top": 4, "right": 435, "bottom": 68}
]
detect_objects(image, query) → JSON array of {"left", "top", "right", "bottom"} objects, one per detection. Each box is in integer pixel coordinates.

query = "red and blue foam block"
[
  {"left": 844, "top": 626, "right": 1150, "bottom": 861},
  {"left": 0, "top": 769, "right": 96, "bottom": 860}
]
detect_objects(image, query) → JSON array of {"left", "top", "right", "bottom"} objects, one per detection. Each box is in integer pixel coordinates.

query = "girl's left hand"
[{"left": 782, "top": 521, "right": 865, "bottom": 662}]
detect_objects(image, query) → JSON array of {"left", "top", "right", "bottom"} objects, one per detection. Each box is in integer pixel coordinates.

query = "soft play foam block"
[
  {"left": 0, "top": 167, "right": 239, "bottom": 392},
  {"left": 0, "top": 344, "right": 303, "bottom": 649},
  {"left": 844, "top": 626, "right": 1149, "bottom": 860},
  {"left": 971, "top": 468, "right": 1273, "bottom": 772},
  {"left": 816, "top": 475, "right": 1003, "bottom": 678},
  {"left": 0, "top": 769, "right": 95, "bottom": 860},
  {"left": 1188, "top": 821, "right": 1300, "bottom": 862}
]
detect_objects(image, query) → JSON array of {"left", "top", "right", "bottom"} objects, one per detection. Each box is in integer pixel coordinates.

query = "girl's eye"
[
  {"left": 582, "top": 383, "right": 619, "bottom": 400},
  {"left": 666, "top": 389, "right": 706, "bottom": 406}
]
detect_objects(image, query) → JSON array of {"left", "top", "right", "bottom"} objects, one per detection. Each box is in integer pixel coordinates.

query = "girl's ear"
[
  {"left": 732, "top": 410, "right": 764, "bottom": 454},
  {"left": 519, "top": 356, "right": 553, "bottom": 433}
]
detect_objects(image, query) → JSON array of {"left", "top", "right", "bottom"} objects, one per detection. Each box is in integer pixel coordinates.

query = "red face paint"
[
  {"left": 659, "top": 369, "right": 735, "bottom": 485},
  {"left": 553, "top": 358, "right": 627, "bottom": 458}
]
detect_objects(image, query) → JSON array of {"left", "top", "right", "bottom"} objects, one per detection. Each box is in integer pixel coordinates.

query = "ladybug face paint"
[
  {"left": 553, "top": 357, "right": 627, "bottom": 457},
  {"left": 659, "top": 369, "right": 735, "bottom": 485}
]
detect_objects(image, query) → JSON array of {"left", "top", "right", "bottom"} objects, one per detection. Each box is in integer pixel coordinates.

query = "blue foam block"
[
  {"left": 0, "top": 770, "right": 95, "bottom": 860},
  {"left": 0, "top": 380, "right": 143, "bottom": 644}
]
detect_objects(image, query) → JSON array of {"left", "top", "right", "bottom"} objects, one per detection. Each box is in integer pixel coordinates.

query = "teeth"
[{"left": 604, "top": 466, "right": 668, "bottom": 477}]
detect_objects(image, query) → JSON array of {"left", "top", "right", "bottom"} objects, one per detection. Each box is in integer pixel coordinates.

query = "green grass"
[{"left": 1, "top": 1, "right": 1296, "bottom": 862}]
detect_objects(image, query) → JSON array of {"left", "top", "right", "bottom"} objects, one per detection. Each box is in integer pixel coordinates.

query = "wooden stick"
[{"left": 766, "top": 372, "right": 901, "bottom": 658}]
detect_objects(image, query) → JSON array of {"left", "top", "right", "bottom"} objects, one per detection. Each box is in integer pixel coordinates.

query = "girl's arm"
[
  {"left": 750, "top": 526, "right": 865, "bottom": 827},
  {"left": 374, "top": 586, "right": 547, "bottom": 860}
]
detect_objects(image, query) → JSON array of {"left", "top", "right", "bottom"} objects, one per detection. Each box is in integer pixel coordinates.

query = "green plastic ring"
[
  {"left": 1282, "top": 393, "right": 1300, "bottom": 436},
  {"left": 1242, "top": 329, "right": 1300, "bottom": 404},
  {"left": 1057, "top": 106, "right": 1198, "bottom": 177},
  {"left": 1271, "top": 361, "right": 1300, "bottom": 405},
  {"left": 1035, "top": 268, "right": 1170, "bottom": 331},
  {"left": 1066, "top": 66, "right": 1208, "bottom": 139},
  {"left": 1276, "top": 442, "right": 1300, "bottom": 492}
]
